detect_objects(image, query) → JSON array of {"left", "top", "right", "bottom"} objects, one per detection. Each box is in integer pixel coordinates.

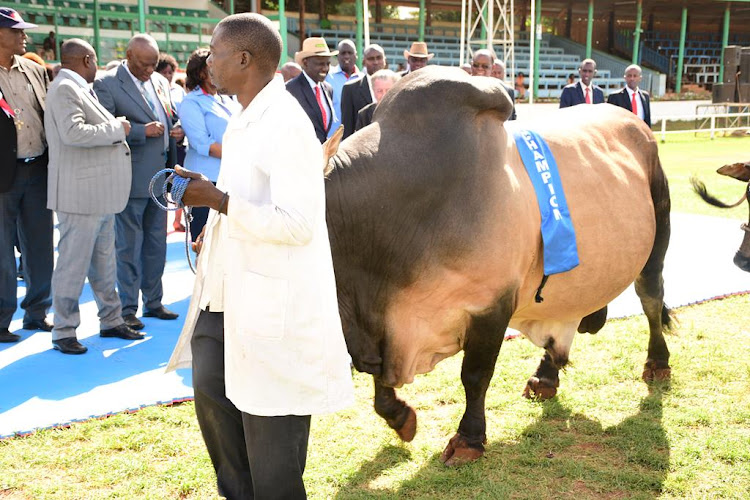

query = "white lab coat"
[{"left": 167, "top": 77, "right": 354, "bottom": 416}]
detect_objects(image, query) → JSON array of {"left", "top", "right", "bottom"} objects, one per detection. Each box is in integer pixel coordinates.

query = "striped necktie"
[{"left": 139, "top": 80, "right": 158, "bottom": 116}]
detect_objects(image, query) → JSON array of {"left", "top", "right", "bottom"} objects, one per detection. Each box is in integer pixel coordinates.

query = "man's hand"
[
  {"left": 118, "top": 117, "right": 131, "bottom": 136},
  {"left": 145, "top": 121, "right": 165, "bottom": 137},
  {"left": 174, "top": 165, "right": 225, "bottom": 211},
  {"left": 192, "top": 225, "right": 206, "bottom": 255},
  {"left": 169, "top": 125, "right": 185, "bottom": 142}
]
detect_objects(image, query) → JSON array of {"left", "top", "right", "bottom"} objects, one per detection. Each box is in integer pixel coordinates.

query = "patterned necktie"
[
  {"left": 631, "top": 91, "right": 638, "bottom": 115},
  {"left": 315, "top": 85, "right": 327, "bottom": 127},
  {"left": 139, "top": 80, "right": 158, "bottom": 116},
  {"left": 89, "top": 88, "right": 98, "bottom": 101},
  {"left": 585, "top": 87, "right": 591, "bottom": 105}
]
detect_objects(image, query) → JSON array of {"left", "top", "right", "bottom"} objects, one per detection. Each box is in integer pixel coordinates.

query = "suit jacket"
[
  {"left": 285, "top": 74, "right": 334, "bottom": 143},
  {"left": 341, "top": 74, "right": 372, "bottom": 139},
  {"left": 355, "top": 101, "right": 376, "bottom": 132},
  {"left": 93, "top": 63, "right": 177, "bottom": 198},
  {"left": 0, "top": 56, "right": 49, "bottom": 193},
  {"left": 559, "top": 81, "right": 605, "bottom": 108},
  {"left": 500, "top": 81, "right": 517, "bottom": 121},
  {"left": 607, "top": 87, "right": 651, "bottom": 126},
  {"left": 45, "top": 71, "right": 131, "bottom": 214}
]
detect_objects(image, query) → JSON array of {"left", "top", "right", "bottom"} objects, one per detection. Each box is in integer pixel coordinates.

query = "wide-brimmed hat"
[
  {"left": 294, "top": 37, "right": 338, "bottom": 65},
  {"left": 0, "top": 7, "right": 37, "bottom": 29},
  {"left": 403, "top": 42, "right": 434, "bottom": 60}
]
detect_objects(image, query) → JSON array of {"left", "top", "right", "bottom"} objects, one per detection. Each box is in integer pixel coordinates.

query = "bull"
[
  {"left": 691, "top": 162, "right": 750, "bottom": 272},
  {"left": 323, "top": 67, "right": 672, "bottom": 466}
]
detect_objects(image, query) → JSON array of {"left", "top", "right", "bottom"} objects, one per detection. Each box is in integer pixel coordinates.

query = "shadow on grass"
[{"left": 335, "top": 388, "right": 670, "bottom": 499}]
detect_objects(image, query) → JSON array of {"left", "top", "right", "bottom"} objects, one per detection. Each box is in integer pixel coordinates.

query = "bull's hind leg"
[
  {"left": 373, "top": 377, "right": 417, "bottom": 442},
  {"left": 523, "top": 351, "right": 562, "bottom": 400},
  {"left": 440, "top": 295, "right": 514, "bottom": 467},
  {"left": 637, "top": 161, "right": 672, "bottom": 382}
]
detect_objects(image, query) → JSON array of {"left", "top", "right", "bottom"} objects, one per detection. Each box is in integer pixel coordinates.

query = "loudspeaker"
[
  {"left": 724, "top": 69, "right": 737, "bottom": 85},
  {"left": 740, "top": 48, "right": 750, "bottom": 84},
  {"left": 713, "top": 83, "right": 737, "bottom": 103},
  {"left": 724, "top": 45, "right": 742, "bottom": 67},
  {"left": 739, "top": 83, "right": 750, "bottom": 103}
]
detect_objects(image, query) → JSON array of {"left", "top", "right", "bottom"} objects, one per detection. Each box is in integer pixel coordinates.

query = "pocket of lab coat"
[{"left": 235, "top": 270, "right": 288, "bottom": 340}]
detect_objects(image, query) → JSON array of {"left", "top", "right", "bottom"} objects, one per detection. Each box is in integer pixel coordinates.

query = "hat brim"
[
  {"left": 403, "top": 50, "right": 435, "bottom": 60},
  {"left": 4, "top": 19, "right": 37, "bottom": 29},
  {"left": 294, "top": 50, "right": 338, "bottom": 65}
]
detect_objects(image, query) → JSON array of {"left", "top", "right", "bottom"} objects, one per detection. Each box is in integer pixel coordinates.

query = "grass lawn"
[{"left": 1, "top": 135, "right": 749, "bottom": 499}]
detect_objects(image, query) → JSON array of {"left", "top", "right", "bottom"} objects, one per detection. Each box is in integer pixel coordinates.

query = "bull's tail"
[{"left": 690, "top": 177, "right": 747, "bottom": 209}]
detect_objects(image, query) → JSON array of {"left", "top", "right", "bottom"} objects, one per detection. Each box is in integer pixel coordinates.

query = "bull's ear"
[
  {"left": 323, "top": 126, "right": 344, "bottom": 173},
  {"left": 717, "top": 162, "right": 750, "bottom": 182}
]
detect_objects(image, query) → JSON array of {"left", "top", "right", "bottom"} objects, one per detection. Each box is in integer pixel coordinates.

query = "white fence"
[{"left": 653, "top": 109, "right": 750, "bottom": 142}]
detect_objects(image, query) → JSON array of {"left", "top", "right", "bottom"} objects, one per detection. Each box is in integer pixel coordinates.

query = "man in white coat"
[
  {"left": 166, "top": 14, "right": 354, "bottom": 499},
  {"left": 45, "top": 39, "right": 144, "bottom": 354}
]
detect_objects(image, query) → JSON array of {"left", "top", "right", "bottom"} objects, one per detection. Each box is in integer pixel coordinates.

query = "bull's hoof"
[
  {"left": 394, "top": 406, "right": 417, "bottom": 442},
  {"left": 439, "top": 433, "right": 485, "bottom": 467},
  {"left": 642, "top": 360, "right": 671, "bottom": 382},
  {"left": 522, "top": 376, "right": 558, "bottom": 400}
]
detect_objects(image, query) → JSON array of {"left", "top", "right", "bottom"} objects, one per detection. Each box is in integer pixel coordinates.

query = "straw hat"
[
  {"left": 403, "top": 42, "right": 434, "bottom": 60},
  {"left": 294, "top": 37, "right": 338, "bottom": 65}
]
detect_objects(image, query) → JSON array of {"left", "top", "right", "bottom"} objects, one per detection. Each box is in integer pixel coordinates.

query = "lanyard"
[{"left": 0, "top": 91, "right": 15, "bottom": 118}]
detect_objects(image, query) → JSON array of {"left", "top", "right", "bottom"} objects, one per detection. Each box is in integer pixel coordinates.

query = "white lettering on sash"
[{"left": 521, "top": 130, "right": 562, "bottom": 221}]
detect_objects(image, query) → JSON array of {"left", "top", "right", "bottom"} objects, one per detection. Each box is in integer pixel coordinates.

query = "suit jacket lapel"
[
  {"left": 117, "top": 65, "right": 157, "bottom": 120},
  {"left": 301, "top": 80, "right": 324, "bottom": 130},
  {"left": 323, "top": 85, "right": 334, "bottom": 133},
  {"left": 576, "top": 82, "right": 585, "bottom": 104},
  {"left": 359, "top": 76, "right": 372, "bottom": 105}
]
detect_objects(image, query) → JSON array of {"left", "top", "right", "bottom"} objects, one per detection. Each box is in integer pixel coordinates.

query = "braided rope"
[{"left": 149, "top": 168, "right": 196, "bottom": 274}]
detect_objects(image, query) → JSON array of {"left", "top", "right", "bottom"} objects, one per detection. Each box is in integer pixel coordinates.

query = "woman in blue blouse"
[{"left": 179, "top": 48, "right": 241, "bottom": 240}]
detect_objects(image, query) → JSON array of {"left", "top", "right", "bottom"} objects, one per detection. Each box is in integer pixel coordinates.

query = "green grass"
[
  {"left": 2, "top": 295, "right": 750, "bottom": 499},
  {"left": 1, "top": 135, "right": 749, "bottom": 499}
]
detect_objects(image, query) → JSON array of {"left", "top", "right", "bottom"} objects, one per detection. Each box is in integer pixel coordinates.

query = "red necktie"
[
  {"left": 315, "top": 85, "right": 327, "bottom": 127},
  {"left": 631, "top": 91, "right": 638, "bottom": 115},
  {"left": 585, "top": 87, "right": 591, "bottom": 104}
]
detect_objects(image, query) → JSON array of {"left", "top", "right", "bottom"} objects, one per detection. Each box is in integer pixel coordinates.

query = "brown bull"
[
  {"left": 323, "top": 67, "right": 672, "bottom": 466},
  {"left": 692, "top": 162, "right": 750, "bottom": 272}
]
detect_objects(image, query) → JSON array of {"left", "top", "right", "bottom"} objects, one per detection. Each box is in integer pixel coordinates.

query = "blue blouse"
[{"left": 178, "top": 88, "right": 241, "bottom": 181}]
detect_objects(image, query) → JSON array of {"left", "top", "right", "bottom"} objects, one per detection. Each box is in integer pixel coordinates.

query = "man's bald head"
[
  {"left": 280, "top": 61, "right": 301, "bottom": 82},
  {"left": 60, "top": 38, "right": 98, "bottom": 83},
  {"left": 126, "top": 34, "right": 159, "bottom": 81}
]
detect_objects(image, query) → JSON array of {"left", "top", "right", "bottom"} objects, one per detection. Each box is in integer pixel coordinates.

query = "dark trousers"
[
  {"left": 191, "top": 310, "right": 310, "bottom": 500},
  {"left": 0, "top": 160, "right": 53, "bottom": 328},
  {"left": 115, "top": 197, "right": 167, "bottom": 316}
]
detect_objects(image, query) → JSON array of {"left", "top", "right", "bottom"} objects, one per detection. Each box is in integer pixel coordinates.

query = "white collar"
[{"left": 302, "top": 70, "right": 322, "bottom": 92}]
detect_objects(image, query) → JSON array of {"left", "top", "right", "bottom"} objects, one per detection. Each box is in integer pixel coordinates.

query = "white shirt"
[
  {"left": 626, "top": 86, "right": 645, "bottom": 121},
  {"left": 580, "top": 81, "right": 594, "bottom": 103}
]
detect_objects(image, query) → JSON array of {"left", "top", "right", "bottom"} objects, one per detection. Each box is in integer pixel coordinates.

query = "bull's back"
[{"left": 510, "top": 104, "right": 660, "bottom": 322}]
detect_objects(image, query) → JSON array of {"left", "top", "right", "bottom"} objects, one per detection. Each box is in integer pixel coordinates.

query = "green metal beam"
[
  {"left": 534, "top": 0, "right": 541, "bottom": 99},
  {"left": 279, "top": 0, "right": 287, "bottom": 65},
  {"left": 632, "top": 0, "right": 642, "bottom": 64},
  {"left": 719, "top": 6, "right": 730, "bottom": 83},
  {"left": 137, "top": 0, "right": 145, "bottom": 33},
  {"left": 675, "top": 6, "right": 687, "bottom": 93},
  {"left": 355, "top": 0, "right": 363, "bottom": 59},
  {"left": 93, "top": 0, "right": 100, "bottom": 61},
  {"left": 229, "top": 0, "right": 235, "bottom": 15},
  {"left": 586, "top": 0, "right": 593, "bottom": 59},
  {"left": 419, "top": 0, "right": 425, "bottom": 42}
]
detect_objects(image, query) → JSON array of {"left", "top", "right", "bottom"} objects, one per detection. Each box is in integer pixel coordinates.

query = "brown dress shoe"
[{"left": 52, "top": 337, "right": 88, "bottom": 354}]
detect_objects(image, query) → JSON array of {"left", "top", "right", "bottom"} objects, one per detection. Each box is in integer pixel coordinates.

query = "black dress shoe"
[
  {"left": 100, "top": 324, "right": 145, "bottom": 340},
  {"left": 0, "top": 328, "right": 21, "bottom": 343},
  {"left": 52, "top": 337, "right": 88, "bottom": 354},
  {"left": 23, "top": 318, "right": 54, "bottom": 332},
  {"left": 122, "top": 314, "right": 145, "bottom": 330},
  {"left": 143, "top": 306, "right": 179, "bottom": 320}
]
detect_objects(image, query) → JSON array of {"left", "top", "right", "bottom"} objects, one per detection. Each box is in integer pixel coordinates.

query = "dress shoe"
[
  {"left": 52, "top": 337, "right": 88, "bottom": 354},
  {"left": 100, "top": 324, "right": 145, "bottom": 340},
  {"left": 122, "top": 314, "right": 145, "bottom": 330},
  {"left": 23, "top": 318, "right": 54, "bottom": 332},
  {"left": 0, "top": 329, "right": 21, "bottom": 343},
  {"left": 143, "top": 306, "right": 179, "bottom": 320}
]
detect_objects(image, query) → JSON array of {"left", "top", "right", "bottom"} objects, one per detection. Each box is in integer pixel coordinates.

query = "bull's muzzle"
[{"left": 734, "top": 223, "right": 750, "bottom": 273}]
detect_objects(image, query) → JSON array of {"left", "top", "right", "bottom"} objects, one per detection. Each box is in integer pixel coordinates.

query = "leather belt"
[{"left": 17, "top": 152, "right": 46, "bottom": 164}]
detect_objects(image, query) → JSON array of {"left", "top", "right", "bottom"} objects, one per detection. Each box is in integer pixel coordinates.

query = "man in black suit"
[
  {"left": 340, "top": 44, "right": 386, "bottom": 138},
  {"left": 0, "top": 8, "right": 54, "bottom": 343},
  {"left": 286, "top": 37, "right": 336, "bottom": 143},
  {"left": 354, "top": 69, "right": 400, "bottom": 132},
  {"left": 607, "top": 64, "right": 651, "bottom": 126},
  {"left": 559, "top": 58, "right": 604, "bottom": 108}
]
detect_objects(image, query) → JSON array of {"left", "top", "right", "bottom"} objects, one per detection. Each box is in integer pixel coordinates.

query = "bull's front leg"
[
  {"left": 440, "top": 298, "right": 514, "bottom": 467},
  {"left": 373, "top": 376, "right": 417, "bottom": 442}
]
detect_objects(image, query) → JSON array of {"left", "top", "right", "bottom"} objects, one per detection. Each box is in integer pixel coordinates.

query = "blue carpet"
[{"left": 0, "top": 213, "right": 747, "bottom": 438}]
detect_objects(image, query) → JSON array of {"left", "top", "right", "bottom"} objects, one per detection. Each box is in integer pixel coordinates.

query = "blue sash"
[{"left": 513, "top": 128, "right": 579, "bottom": 275}]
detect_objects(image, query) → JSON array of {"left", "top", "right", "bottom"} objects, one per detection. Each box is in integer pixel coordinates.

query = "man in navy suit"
[
  {"left": 286, "top": 37, "right": 336, "bottom": 143},
  {"left": 340, "top": 44, "right": 386, "bottom": 138},
  {"left": 607, "top": 64, "right": 651, "bottom": 127},
  {"left": 94, "top": 34, "right": 183, "bottom": 330},
  {"left": 559, "top": 58, "right": 604, "bottom": 108}
]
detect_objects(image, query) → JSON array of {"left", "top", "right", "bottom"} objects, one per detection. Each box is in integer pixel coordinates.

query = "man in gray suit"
[
  {"left": 45, "top": 39, "right": 145, "bottom": 354},
  {"left": 94, "top": 34, "right": 181, "bottom": 330}
]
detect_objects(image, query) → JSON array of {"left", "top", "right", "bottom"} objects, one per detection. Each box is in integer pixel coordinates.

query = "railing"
[{"left": 654, "top": 107, "right": 750, "bottom": 142}]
